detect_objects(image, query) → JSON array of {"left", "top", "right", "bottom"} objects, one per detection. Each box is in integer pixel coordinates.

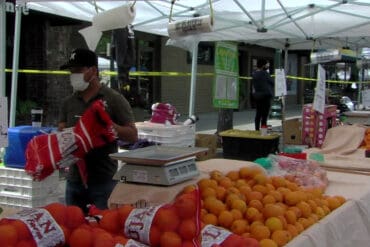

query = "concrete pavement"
[{"left": 194, "top": 104, "right": 303, "bottom": 134}]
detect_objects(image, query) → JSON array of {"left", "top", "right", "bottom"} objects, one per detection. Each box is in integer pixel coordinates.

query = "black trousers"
[{"left": 254, "top": 96, "right": 272, "bottom": 130}]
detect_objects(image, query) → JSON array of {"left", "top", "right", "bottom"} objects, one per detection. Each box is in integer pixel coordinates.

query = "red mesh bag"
[
  {"left": 0, "top": 203, "right": 86, "bottom": 247},
  {"left": 25, "top": 99, "right": 116, "bottom": 186},
  {"left": 200, "top": 224, "right": 259, "bottom": 247},
  {"left": 89, "top": 187, "right": 202, "bottom": 247}
]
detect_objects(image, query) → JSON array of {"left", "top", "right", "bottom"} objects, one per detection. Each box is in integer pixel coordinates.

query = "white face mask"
[{"left": 70, "top": 73, "right": 89, "bottom": 91}]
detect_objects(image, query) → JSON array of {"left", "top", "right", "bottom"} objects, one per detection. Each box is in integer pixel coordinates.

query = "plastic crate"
[
  {"left": 0, "top": 166, "right": 62, "bottom": 209},
  {"left": 220, "top": 129, "right": 280, "bottom": 161},
  {"left": 136, "top": 122, "right": 195, "bottom": 147},
  {"left": 4, "top": 126, "right": 55, "bottom": 168},
  {"left": 0, "top": 194, "right": 60, "bottom": 209}
]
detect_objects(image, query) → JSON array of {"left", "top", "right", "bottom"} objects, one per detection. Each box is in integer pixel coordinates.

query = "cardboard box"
[
  {"left": 195, "top": 134, "right": 218, "bottom": 161},
  {"left": 302, "top": 104, "right": 337, "bottom": 147},
  {"left": 283, "top": 117, "right": 302, "bottom": 145}
]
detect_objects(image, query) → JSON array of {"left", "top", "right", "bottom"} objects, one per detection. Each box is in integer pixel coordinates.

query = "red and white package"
[
  {"left": 201, "top": 224, "right": 259, "bottom": 247},
  {"left": 0, "top": 203, "right": 86, "bottom": 247},
  {"left": 25, "top": 99, "right": 117, "bottom": 186},
  {"left": 90, "top": 188, "right": 202, "bottom": 247}
]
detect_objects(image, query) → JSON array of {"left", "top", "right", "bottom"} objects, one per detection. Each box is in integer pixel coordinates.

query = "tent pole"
[
  {"left": 0, "top": 0, "right": 6, "bottom": 97},
  {"left": 188, "top": 41, "right": 199, "bottom": 117},
  {"left": 9, "top": 5, "right": 22, "bottom": 127}
]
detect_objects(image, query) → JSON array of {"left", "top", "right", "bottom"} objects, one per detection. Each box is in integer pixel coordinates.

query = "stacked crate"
[
  {"left": 302, "top": 104, "right": 337, "bottom": 147},
  {"left": 136, "top": 122, "right": 195, "bottom": 147},
  {"left": 0, "top": 166, "right": 62, "bottom": 209}
]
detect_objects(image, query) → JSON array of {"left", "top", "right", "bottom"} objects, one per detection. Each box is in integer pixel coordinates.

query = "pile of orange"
[{"left": 197, "top": 166, "right": 346, "bottom": 247}]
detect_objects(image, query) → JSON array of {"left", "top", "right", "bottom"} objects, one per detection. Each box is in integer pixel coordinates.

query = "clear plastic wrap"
[{"left": 267, "top": 154, "right": 329, "bottom": 189}]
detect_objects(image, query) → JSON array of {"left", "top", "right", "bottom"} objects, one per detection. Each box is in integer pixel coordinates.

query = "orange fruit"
[
  {"left": 246, "top": 191, "right": 263, "bottom": 203},
  {"left": 226, "top": 170, "right": 240, "bottom": 181},
  {"left": 271, "top": 176, "right": 287, "bottom": 188},
  {"left": 201, "top": 187, "right": 217, "bottom": 199},
  {"left": 253, "top": 185, "right": 268, "bottom": 195},
  {"left": 271, "top": 230, "right": 291, "bottom": 247},
  {"left": 15, "top": 240, "right": 37, "bottom": 247},
  {"left": 307, "top": 199, "right": 318, "bottom": 211},
  {"left": 284, "top": 191, "right": 302, "bottom": 206},
  {"left": 204, "top": 198, "right": 226, "bottom": 216},
  {"left": 160, "top": 231, "right": 182, "bottom": 247},
  {"left": 231, "top": 199, "right": 247, "bottom": 213},
  {"left": 249, "top": 199, "right": 264, "bottom": 212},
  {"left": 262, "top": 204, "right": 285, "bottom": 218},
  {"left": 114, "top": 235, "right": 128, "bottom": 245},
  {"left": 286, "top": 224, "right": 299, "bottom": 238},
  {"left": 250, "top": 224, "right": 271, "bottom": 241},
  {"left": 230, "top": 208, "right": 243, "bottom": 220},
  {"left": 235, "top": 179, "right": 248, "bottom": 188},
  {"left": 44, "top": 202, "right": 67, "bottom": 225},
  {"left": 174, "top": 192, "right": 197, "bottom": 219},
  {"left": 284, "top": 210, "right": 297, "bottom": 224},
  {"left": 198, "top": 178, "right": 217, "bottom": 191},
  {"left": 11, "top": 220, "right": 31, "bottom": 240},
  {"left": 65, "top": 205, "right": 86, "bottom": 229},
  {"left": 262, "top": 194, "right": 276, "bottom": 205},
  {"left": 230, "top": 219, "right": 249, "bottom": 235},
  {"left": 297, "top": 218, "right": 310, "bottom": 229},
  {"left": 226, "top": 194, "right": 241, "bottom": 207},
  {"left": 153, "top": 207, "right": 180, "bottom": 232},
  {"left": 201, "top": 213, "right": 218, "bottom": 225},
  {"left": 238, "top": 185, "right": 252, "bottom": 197},
  {"left": 181, "top": 185, "right": 197, "bottom": 194},
  {"left": 94, "top": 231, "right": 115, "bottom": 247},
  {"left": 178, "top": 218, "right": 198, "bottom": 240},
  {"left": 218, "top": 210, "right": 234, "bottom": 228},
  {"left": 260, "top": 239, "right": 278, "bottom": 247},
  {"left": 149, "top": 225, "right": 161, "bottom": 246},
  {"left": 219, "top": 177, "right": 234, "bottom": 188},
  {"left": 239, "top": 166, "right": 262, "bottom": 179},
  {"left": 245, "top": 207, "right": 261, "bottom": 222},
  {"left": 117, "top": 204, "right": 134, "bottom": 223},
  {"left": 294, "top": 222, "right": 305, "bottom": 233},
  {"left": 254, "top": 173, "right": 268, "bottom": 185},
  {"left": 100, "top": 210, "right": 121, "bottom": 234},
  {"left": 314, "top": 207, "right": 326, "bottom": 219},
  {"left": 288, "top": 206, "right": 302, "bottom": 218},
  {"left": 210, "top": 170, "right": 224, "bottom": 182},
  {"left": 268, "top": 190, "right": 283, "bottom": 202},
  {"left": 334, "top": 195, "right": 346, "bottom": 205},
  {"left": 69, "top": 227, "right": 93, "bottom": 247},
  {"left": 265, "top": 217, "right": 283, "bottom": 232},
  {"left": 297, "top": 202, "right": 312, "bottom": 218},
  {"left": 326, "top": 197, "right": 341, "bottom": 211},
  {"left": 0, "top": 224, "right": 18, "bottom": 246},
  {"left": 215, "top": 186, "right": 227, "bottom": 201}
]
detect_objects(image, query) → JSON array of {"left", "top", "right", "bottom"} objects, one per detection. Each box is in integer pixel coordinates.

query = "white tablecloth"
[{"left": 108, "top": 158, "right": 370, "bottom": 247}]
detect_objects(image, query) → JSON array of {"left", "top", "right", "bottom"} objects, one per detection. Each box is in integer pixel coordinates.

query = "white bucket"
[{"left": 31, "top": 109, "right": 43, "bottom": 127}]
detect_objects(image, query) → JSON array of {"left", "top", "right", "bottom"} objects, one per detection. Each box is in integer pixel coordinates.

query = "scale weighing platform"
[{"left": 110, "top": 146, "right": 208, "bottom": 186}]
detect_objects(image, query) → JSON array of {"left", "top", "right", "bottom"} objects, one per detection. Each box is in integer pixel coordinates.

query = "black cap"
[{"left": 60, "top": 48, "right": 98, "bottom": 70}]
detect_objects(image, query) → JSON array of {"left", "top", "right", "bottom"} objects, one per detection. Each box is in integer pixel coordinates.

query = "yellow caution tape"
[{"left": 3, "top": 68, "right": 370, "bottom": 84}]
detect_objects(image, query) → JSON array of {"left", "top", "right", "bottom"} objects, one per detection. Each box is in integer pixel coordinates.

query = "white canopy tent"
[{"left": 2, "top": 0, "right": 370, "bottom": 126}]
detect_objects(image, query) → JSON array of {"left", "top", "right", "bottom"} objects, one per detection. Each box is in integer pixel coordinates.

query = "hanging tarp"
[{"left": 310, "top": 49, "right": 358, "bottom": 64}]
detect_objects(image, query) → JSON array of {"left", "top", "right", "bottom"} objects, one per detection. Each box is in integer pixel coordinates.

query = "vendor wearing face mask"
[{"left": 58, "top": 48, "right": 138, "bottom": 213}]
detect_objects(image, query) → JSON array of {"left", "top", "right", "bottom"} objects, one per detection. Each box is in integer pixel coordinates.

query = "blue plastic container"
[{"left": 4, "top": 126, "right": 54, "bottom": 168}]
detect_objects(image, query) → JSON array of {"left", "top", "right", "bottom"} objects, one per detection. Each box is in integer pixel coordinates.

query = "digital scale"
[{"left": 110, "top": 146, "right": 208, "bottom": 186}]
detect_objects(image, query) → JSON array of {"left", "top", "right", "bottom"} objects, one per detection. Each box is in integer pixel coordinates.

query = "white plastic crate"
[
  {"left": 136, "top": 122, "right": 195, "bottom": 147},
  {"left": 0, "top": 166, "right": 63, "bottom": 209},
  {"left": 0, "top": 194, "right": 60, "bottom": 209}
]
